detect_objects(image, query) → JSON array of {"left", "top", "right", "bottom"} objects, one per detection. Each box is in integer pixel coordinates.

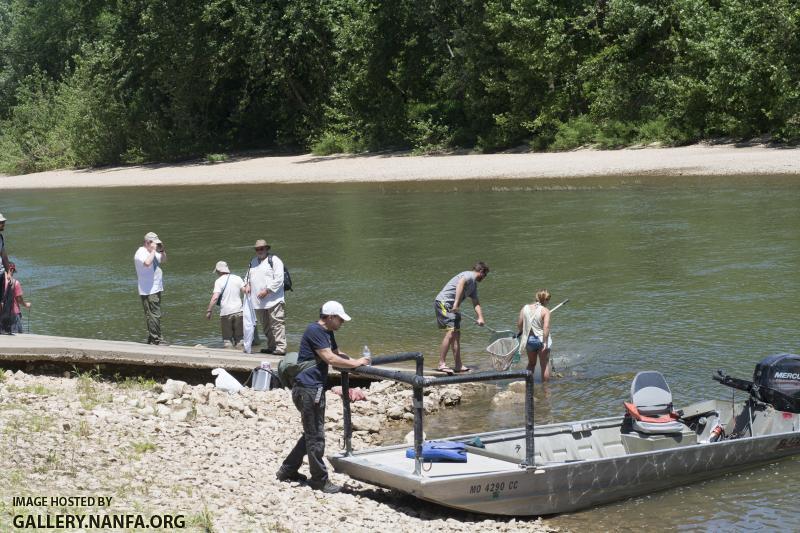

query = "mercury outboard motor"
[{"left": 713, "top": 353, "right": 800, "bottom": 413}]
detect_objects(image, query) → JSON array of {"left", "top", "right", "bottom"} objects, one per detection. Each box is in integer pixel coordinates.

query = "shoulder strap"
[
  {"left": 221, "top": 274, "right": 230, "bottom": 294},
  {"left": 267, "top": 254, "right": 273, "bottom": 268}
]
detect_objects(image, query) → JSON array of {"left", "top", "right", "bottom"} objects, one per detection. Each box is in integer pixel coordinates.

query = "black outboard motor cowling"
[{"left": 752, "top": 354, "right": 800, "bottom": 413}]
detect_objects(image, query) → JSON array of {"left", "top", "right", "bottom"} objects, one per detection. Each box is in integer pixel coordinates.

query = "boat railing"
[{"left": 338, "top": 352, "right": 535, "bottom": 475}]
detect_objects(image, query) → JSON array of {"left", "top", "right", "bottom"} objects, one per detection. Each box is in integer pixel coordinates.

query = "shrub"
[
  {"left": 311, "top": 132, "right": 348, "bottom": 155},
  {"left": 595, "top": 120, "right": 637, "bottom": 149},
  {"left": 409, "top": 118, "right": 453, "bottom": 154},
  {"left": 0, "top": 72, "right": 74, "bottom": 174},
  {"left": 0, "top": 47, "right": 128, "bottom": 174},
  {"left": 550, "top": 116, "right": 597, "bottom": 151},
  {"left": 636, "top": 117, "right": 695, "bottom": 146},
  {"left": 310, "top": 131, "right": 367, "bottom": 155},
  {"left": 205, "top": 153, "right": 228, "bottom": 163}
]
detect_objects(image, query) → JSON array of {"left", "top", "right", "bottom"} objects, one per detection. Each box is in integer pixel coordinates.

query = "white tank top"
[{"left": 524, "top": 303, "right": 544, "bottom": 338}]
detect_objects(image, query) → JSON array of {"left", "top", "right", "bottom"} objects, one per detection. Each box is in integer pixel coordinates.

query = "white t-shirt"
[
  {"left": 213, "top": 274, "right": 244, "bottom": 316},
  {"left": 134, "top": 246, "right": 164, "bottom": 295},
  {"left": 249, "top": 255, "right": 285, "bottom": 310}
]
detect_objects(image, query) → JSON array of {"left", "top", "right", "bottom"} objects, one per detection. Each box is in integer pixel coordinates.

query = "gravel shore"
[
  {"left": 2, "top": 143, "right": 799, "bottom": 189},
  {"left": 0, "top": 370, "right": 557, "bottom": 532}
]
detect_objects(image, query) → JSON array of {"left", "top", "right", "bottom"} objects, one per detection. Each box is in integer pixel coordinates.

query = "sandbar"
[{"left": 2, "top": 143, "right": 799, "bottom": 189}]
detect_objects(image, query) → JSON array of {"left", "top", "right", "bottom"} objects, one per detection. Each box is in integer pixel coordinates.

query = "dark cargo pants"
[
  {"left": 280, "top": 385, "right": 328, "bottom": 484},
  {"left": 140, "top": 292, "right": 165, "bottom": 344}
]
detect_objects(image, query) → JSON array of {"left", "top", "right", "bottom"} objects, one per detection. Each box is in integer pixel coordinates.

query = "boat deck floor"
[{"left": 338, "top": 445, "right": 521, "bottom": 479}]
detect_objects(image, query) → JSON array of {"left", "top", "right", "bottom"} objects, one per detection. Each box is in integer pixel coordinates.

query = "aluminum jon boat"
[{"left": 329, "top": 352, "right": 800, "bottom": 516}]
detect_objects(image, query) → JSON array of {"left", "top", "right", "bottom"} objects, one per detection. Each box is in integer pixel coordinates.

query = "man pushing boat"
[{"left": 433, "top": 261, "right": 489, "bottom": 374}]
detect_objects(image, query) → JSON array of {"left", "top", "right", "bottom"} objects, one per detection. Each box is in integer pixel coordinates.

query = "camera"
[{"left": 156, "top": 243, "right": 164, "bottom": 252}]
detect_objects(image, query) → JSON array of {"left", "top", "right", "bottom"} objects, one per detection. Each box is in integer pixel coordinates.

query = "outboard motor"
[
  {"left": 752, "top": 354, "right": 800, "bottom": 412},
  {"left": 714, "top": 353, "right": 800, "bottom": 413}
]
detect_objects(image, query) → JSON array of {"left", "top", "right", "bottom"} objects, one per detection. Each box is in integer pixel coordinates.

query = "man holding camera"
[{"left": 134, "top": 231, "right": 168, "bottom": 345}]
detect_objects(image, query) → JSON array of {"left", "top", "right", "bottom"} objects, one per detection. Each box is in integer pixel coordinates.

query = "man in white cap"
[
  {"left": 0, "top": 213, "right": 9, "bottom": 306},
  {"left": 133, "top": 231, "right": 168, "bottom": 345},
  {"left": 205, "top": 261, "right": 245, "bottom": 348},
  {"left": 244, "top": 238, "right": 287, "bottom": 355},
  {"left": 276, "top": 301, "right": 370, "bottom": 494}
]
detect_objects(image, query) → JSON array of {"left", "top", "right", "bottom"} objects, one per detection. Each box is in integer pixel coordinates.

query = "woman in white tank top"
[{"left": 516, "top": 289, "right": 552, "bottom": 381}]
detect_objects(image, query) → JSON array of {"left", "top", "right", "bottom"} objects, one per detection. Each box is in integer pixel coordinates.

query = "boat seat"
[{"left": 624, "top": 371, "right": 686, "bottom": 434}]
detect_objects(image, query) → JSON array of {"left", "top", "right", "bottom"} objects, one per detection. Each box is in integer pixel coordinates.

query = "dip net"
[{"left": 486, "top": 337, "right": 520, "bottom": 371}]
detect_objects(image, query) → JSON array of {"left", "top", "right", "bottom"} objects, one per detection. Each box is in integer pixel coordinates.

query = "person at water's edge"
[
  {"left": 276, "top": 301, "right": 370, "bottom": 493},
  {"left": 517, "top": 289, "right": 552, "bottom": 381},
  {"left": 1, "top": 263, "right": 31, "bottom": 334},
  {"left": 0, "top": 214, "right": 10, "bottom": 307},
  {"left": 205, "top": 260, "right": 245, "bottom": 348},
  {"left": 434, "top": 261, "right": 489, "bottom": 374},
  {"left": 134, "top": 231, "right": 168, "bottom": 345},
  {"left": 244, "top": 239, "right": 286, "bottom": 355}
]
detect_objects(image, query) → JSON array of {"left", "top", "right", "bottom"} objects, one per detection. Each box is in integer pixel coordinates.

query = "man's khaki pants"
[
  {"left": 256, "top": 302, "right": 286, "bottom": 354},
  {"left": 220, "top": 311, "right": 243, "bottom": 344}
]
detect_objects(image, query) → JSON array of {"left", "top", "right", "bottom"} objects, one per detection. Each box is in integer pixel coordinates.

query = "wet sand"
[{"left": 2, "top": 143, "right": 799, "bottom": 189}]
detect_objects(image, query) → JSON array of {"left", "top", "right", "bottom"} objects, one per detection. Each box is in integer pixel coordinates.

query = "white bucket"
[{"left": 252, "top": 367, "right": 271, "bottom": 391}]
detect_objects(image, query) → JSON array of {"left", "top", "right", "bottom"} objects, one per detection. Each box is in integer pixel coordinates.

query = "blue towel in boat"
[{"left": 405, "top": 440, "right": 467, "bottom": 462}]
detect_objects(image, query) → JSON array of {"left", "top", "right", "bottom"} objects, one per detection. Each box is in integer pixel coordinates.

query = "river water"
[{"left": 4, "top": 175, "right": 800, "bottom": 530}]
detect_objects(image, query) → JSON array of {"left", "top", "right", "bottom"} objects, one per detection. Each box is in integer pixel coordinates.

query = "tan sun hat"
[
  {"left": 254, "top": 239, "right": 270, "bottom": 250},
  {"left": 213, "top": 261, "right": 230, "bottom": 274}
]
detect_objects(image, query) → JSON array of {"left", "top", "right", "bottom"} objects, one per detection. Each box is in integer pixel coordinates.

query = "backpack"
[
  {"left": 277, "top": 352, "right": 318, "bottom": 388},
  {"left": 267, "top": 254, "right": 293, "bottom": 292},
  {"left": 0, "top": 278, "right": 16, "bottom": 332}
]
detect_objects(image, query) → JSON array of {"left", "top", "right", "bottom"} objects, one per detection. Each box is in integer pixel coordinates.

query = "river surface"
[{"left": 4, "top": 175, "right": 800, "bottom": 531}]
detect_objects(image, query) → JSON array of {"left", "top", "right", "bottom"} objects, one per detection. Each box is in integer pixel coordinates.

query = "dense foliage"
[{"left": 1, "top": 0, "right": 798, "bottom": 173}]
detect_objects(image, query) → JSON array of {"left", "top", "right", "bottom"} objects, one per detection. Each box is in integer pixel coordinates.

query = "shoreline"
[
  {"left": 0, "top": 370, "right": 556, "bottom": 532},
  {"left": 2, "top": 143, "right": 800, "bottom": 189}
]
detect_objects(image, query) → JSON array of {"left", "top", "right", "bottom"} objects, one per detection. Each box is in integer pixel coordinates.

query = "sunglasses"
[{"left": 255, "top": 247, "right": 267, "bottom": 251}]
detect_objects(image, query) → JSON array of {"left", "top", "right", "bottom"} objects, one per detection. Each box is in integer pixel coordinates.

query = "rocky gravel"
[{"left": 0, "top": 369, "right": 558, "bottom": 532}]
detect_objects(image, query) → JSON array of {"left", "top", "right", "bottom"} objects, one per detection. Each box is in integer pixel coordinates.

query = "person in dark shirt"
[{"left": 276, "top": 301, "right": 370, "bottom": 493}]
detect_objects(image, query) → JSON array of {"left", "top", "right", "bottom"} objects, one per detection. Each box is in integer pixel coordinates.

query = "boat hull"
[{"left": 330, "top": 404, "right": 800, "bottom": 516}]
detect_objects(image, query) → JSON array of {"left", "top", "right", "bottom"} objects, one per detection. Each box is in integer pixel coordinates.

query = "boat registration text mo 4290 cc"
[{"left": 329, "top": 353, "right": 800, "bottom": 516}]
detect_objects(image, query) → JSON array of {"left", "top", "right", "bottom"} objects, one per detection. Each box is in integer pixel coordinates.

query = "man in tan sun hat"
[
  {"left": 244, "top": 238, "right": 287, "bottom": 355},
  {"left": 133, "top": 231, "right": 168, "bottom": 345}
]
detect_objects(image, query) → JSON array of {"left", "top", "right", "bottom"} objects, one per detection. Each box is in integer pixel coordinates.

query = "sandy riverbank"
[
  {"left": 2, "top": 143, "right": 799, "bottom": 189},
  {"left": 0, "top": 370, "right": 554, "bottom": 532}
]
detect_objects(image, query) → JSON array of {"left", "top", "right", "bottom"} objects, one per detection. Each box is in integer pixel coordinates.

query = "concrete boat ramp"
[
  {"left": 0, "top": 334, "right": 426, "bottom": 382},
  {"left": 0, "top": 334, "right": 274, "bottom": 373}
]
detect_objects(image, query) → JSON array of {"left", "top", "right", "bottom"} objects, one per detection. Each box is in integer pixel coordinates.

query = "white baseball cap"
[
  {"left": 214, "top": 260, "right": 230, "bottom": 274},
  {"left": 0, "top": 213, "right": 6, "bottom": 222},
  {"left": 144, "top": 231, "right": 161, "bottom": 244},
  {"left": 321, "top": 301, "right": 351, "bottom": 321}
]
